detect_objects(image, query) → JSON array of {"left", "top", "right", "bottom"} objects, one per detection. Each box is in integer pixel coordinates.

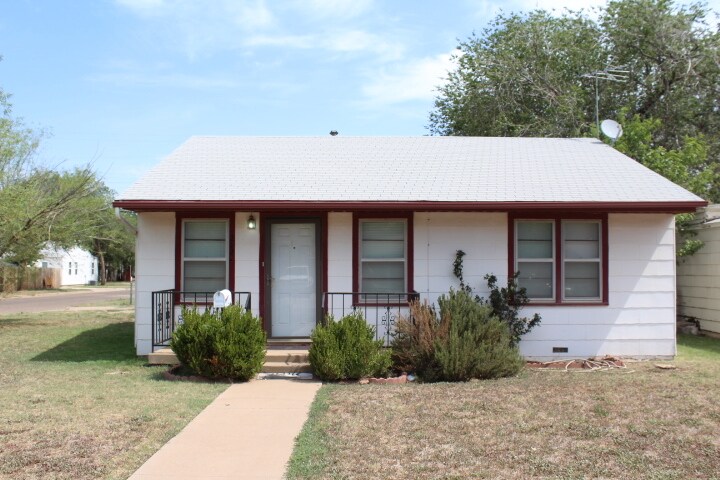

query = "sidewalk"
[{"left": 128, "top": 378, "right": 322, "bottom": 480}]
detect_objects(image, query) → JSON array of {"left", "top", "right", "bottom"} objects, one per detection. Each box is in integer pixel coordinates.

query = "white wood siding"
[
  {"left": 36, "top": 246, "right": 99, "bottom": 286},
  {"left": 327, "top": 212, "right": 353, "bottom": 293},
  {"left": 234, "top": 212, "right": 260, "bottom": 314},
  {"left": 520, "top": 214, "right": 676, "bottom": 359},
  {"left": 135, "top": 211, "right": 677, "bottom": 358},
  {"left": 677, "top": 219, "right": 720, "bottom": 333},
  {"left": 134, "top": 212, "right": 260, "bottom": 355},
  {"left": 135, "top": 212, "right": 176, "bottom": 355},
  {"left": 413, "top": 212, "right": 508, "bottom": 303}
]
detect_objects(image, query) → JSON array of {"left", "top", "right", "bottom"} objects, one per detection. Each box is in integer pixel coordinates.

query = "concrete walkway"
[{"left": 128, "top": 379, "right": 321, "bottom": 480}]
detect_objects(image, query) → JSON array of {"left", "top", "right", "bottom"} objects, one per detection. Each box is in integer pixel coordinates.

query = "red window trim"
[
  {"left": 175, "top": 212, "right": 236, "bottom": 298},
  {"left": 508, "top": 212, "right": 608, "bottom": 306},
  {"left": 352, "top": 212, "right": 414, "bottom": 305}
]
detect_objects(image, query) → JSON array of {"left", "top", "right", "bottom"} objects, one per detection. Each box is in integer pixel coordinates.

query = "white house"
[
  {"left": 113, "top": 136, "right": 705, "bottom": 360},
  {"left": 677, "top": 204, "right": 720, "bottom": 333},
  {"left": 36, "top": 245, "right": 99, "bottom": 287}
]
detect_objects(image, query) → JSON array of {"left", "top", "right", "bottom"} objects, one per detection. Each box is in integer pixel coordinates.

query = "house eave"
[{"left": 112, "top": 199, "right": 707, "bottom": 214}]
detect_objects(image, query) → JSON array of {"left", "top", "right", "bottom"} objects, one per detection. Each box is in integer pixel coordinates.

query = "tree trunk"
[
  {"left": 99, "top": 251, "right": 106, "bottom": 285},
  {"left": 93, "top": 238, "right": 107, "bottom": 285}
]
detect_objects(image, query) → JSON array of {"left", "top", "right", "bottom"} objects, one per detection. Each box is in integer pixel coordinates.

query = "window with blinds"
[
  {"left": 182, "top": 220, "right": 228, "bottom": 293},
  {"left": 516, "top": 221, "right": 555, "bottom": 299},
  {"left": 562, "top": 221, "right": 601, "bottom": 299},
  {"left": 515, "top": 219, "right": 603, "bottom": 302},
  {"left": 359, "top": 220, "right": 406, "bottom": 295}
]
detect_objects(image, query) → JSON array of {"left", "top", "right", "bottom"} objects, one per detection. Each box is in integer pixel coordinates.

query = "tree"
[
  {"left": 78, "top": 186, "right": 136, "bottom": 284},
  {"left": 0, "top": 80, "right": 118, "bottom": 267},
  {"left": 614, "top": 114, "right": 713, "bottom": 256},
  {"left": 429, "top": 10, "right": 603, "bottom": 138},
  {"left": 601, "top": 0, "right": 720, "bottom": 150},
  {"left": 429, "top": 0, "right": 720, "bottom": 202},
  {"left": 614, "top": 114, "right": 715, "bottom": 199},
  {"left": 0, "top": 162, "right": 103, "bottom": 266}
]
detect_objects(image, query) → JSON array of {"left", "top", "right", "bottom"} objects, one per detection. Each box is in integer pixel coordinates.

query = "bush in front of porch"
[
  {"left": 392, "top": 289, "right": 524, "bottom": 382},
  {"left": 309, "top": 312, "right": 391, "bottom": 381},
  {"left": 170, "top": 305, "right": 266, "bottom": 381}
]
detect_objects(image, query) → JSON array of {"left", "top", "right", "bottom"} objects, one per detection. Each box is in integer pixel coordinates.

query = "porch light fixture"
[{"left": 247, "top": 215, "right": 256, "bottom": 230}]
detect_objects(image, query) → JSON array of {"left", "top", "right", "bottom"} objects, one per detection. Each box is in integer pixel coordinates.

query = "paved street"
[{"left": 0, "top": 287, "right": 131, "bottom": 314}]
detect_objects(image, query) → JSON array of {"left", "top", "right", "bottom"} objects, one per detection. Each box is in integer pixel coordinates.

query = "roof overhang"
[{"left": 112, "top": 199, "right": 707, "bottom": 214}]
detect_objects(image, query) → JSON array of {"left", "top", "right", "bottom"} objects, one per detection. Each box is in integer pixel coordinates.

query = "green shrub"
[
  {"left": 435, "top": 302, "right": 524, "bottom": 381},
  {"left": 484, "top": 273, "right": 541, "bottom": 347},
  {"left": 309, "top": 312, "right": 391, "bottom": 381},
  {"left": 452, "top": 250, "right": 541, "bottom": 346},
  {"left": 392, "top": 289, "right": 524, "bottom": 382},
  {"left": 170, "top": 305, "right": 266, "bottom": 381}
]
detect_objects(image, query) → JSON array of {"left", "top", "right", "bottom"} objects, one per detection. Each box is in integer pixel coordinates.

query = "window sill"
[{"left": 526, "top": 301, "right": 608, "bottom": 307}]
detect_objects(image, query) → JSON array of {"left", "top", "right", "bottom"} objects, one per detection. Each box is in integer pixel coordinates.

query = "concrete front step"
[
  {"left": 262, "top": 361, "right": 313, "bottom": 374},
  {"left": 265, "top": 349, "right": 310, "bottom": 363},
  {"left": 263, "top": 348, "right": 311, "bottom": 374},
  {"left": 148, "top": 348, "right": 178, "bottom": 365},
  {"left": 148, "top": 347, "right": 312, "bottom": 374}
]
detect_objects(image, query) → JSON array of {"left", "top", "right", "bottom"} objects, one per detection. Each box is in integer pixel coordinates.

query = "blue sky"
[{"left": 2, "top": 0, "right": 718, "bottom": 195}]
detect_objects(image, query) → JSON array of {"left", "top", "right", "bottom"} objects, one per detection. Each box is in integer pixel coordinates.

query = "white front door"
[{"left": 270, "top": 222, "right": 317, "bottom": 337}]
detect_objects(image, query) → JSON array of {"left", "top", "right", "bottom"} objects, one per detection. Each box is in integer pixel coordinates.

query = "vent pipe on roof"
[{"left": 329, "top": 130, "right": 338, "bottom": 136}]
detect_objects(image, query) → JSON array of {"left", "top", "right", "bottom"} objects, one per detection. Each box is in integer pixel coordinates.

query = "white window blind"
[
  {"left": 183, "top": 220, "right": 228, "bottom": 292},
  {"left": 360, "top": 220, "right": 406, "bottom": 294},
  {"left": 563, "top": 221, "right": 601, "bottom": 299},
  {"left": 516, "top": 221, "right": 554, "bottom": 299}
]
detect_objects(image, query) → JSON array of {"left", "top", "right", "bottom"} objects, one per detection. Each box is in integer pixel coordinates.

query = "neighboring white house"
[
  {"left": 113, "top": 136, "right": 706, "bottom": 360},
  {"left": 677, "top": 204, "right": 720, "bottom": 333},
  {"left": 36, "top": 245, "right": 99, "bottom": 286}
]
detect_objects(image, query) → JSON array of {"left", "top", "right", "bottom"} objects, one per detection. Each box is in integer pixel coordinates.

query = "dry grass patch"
[
  {"left": 289, "top": 336, "right": 720, "bottom": 479},
  {"left": 0, "top": 309, "right": 227, "bottom": 480}
]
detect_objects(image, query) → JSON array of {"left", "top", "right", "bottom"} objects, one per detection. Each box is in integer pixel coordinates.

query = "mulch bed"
[{"left": 162, "top": 364, "right": 233, "bottom": 383}]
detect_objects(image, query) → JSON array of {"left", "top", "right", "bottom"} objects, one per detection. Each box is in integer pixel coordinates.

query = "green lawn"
[
  {"left": 288, "top": 335, "right": 720, "bottom": 480},
  {"left": 0, "top": 308, "right": 227, "bottom": 480}
]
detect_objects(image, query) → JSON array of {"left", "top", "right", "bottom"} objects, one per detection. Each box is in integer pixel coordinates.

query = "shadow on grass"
[
  {"left": 0, "top": 317, "right": 54, "bottom": 329},
  {"left": 31, "top": 322, "right": 137, "bottom": 363},
  {"left": 677, "top": 333, "right": 720, "bottom": 359}
]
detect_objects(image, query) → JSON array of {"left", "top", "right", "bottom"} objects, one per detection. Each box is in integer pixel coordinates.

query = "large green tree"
[
  {"left": 0, "top": 80, "right": 134, "bottom": 269},
  {"left": 429, "top": 10, "right": 603, "bottom": 137},
  {"left": 429, "top": 0, "right": 720, "bottom": 201}
]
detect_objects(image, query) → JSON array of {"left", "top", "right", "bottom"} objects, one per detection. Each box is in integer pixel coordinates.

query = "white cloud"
[
  {"left": 115, "top": 0, "right": 276, "bottom": 57},
  {"left": 114, "top": 0, "right": 399, "bottom": 59},
  {"left": 361, "top": 50, "right": 460, "bottom": 105},
  {"left": 243, "top": 29, "right": 403, "bottom": 59},
  {"left": 244, "top": 34, "right": 315, "bottom": 49},
  {"left": 292, "top": 0, "right": 374, "bottom": 20},
  {"left": 326, "top": 30, "right": 402, "bottom": 59},
  {"left": 115, "top": 0, "right": 165, "bottom": 13},
  {"left": 464, "top": 0, "right": 614, "bottom": 19},
  {"left": 87, "top": 70, "right": 242, "bottom": 89}
]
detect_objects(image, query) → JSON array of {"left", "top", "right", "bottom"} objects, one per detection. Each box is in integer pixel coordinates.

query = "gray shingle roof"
[{"left": 116, "top": 136, "right": 704, "bottom": 204}]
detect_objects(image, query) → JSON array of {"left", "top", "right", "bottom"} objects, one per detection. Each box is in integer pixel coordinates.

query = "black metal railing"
[
  {"left": 322, "top": 292, "right": 419, "bottom": 346},
  {"left": 151, "top": 290, "right": 252, "bottom": 350}
]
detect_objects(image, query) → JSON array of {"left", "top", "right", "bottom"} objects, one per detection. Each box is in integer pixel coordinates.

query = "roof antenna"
[{"left": 329, "top": 130, "right": 338, "bottom": 136}]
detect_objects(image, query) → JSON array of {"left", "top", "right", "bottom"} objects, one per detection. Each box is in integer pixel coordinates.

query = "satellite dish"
[{"left": 600, "top": 119, "right": 623, "bottom": 141}]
